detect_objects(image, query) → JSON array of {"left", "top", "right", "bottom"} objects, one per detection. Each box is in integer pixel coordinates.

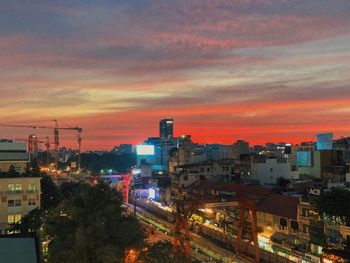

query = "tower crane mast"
[{"left": 0, "top": 121, "right": 83, "bottom": 170}]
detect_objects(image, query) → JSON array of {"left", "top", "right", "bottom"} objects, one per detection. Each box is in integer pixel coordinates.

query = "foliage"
[
  {"left": 25, "top": 159, "right": 41, "bottom": 177},
  {"left": 138, "top": 241, "right": 191, "bottom": 263},
  {"left": 276, "top": 177, "right": 290, "bottom": 188},
  {"left": 79, "top": 152, "right": 136, "bottom": 173},
  {"left": 41, "top": 174, "right": 61, "bottom": 210},
  {"left": 11, "top": 208, "right": 45, "bottom": 233},
  {"left": 13, "top": 167, "right": 179, "bottom": 263},
  {"left": 317, "top": 188, "right": 350, "bottom": 225},
  {"left": 7, "top": 165, "right": 20, "bottom": 177},
  {"left": 44, "top": 182, "right": 146, "bottom": 263}
]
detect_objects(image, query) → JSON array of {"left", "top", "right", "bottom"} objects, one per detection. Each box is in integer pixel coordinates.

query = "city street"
[{"left": 126, "top": 203, "right": 245, "bottom": 263}]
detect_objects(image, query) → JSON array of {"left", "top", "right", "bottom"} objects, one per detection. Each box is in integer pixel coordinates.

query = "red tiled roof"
[
  {"left": 257, "top": 193, "right": 299, "bottom": 220},
  {"left": 190, "top": 181, "right": 298, "bottom": 219}
]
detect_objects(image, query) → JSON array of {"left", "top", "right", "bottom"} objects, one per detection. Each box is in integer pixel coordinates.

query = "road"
[{"left": 126, "top": 203, "right": 245, "bottom": 263}]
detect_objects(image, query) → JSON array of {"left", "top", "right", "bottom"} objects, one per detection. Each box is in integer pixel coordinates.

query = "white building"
[{"left": 250, "top": 157, "right": 299, "bottom": 185}]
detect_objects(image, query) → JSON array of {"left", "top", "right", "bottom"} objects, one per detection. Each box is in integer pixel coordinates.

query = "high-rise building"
[{"left": 159, "top": 118, "right": 173, "bottom": 140}]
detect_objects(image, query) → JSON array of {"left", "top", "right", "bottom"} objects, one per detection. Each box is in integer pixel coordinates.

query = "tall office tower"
[{"left": 159, "top": 118, "right": 174, "bottom": 139}]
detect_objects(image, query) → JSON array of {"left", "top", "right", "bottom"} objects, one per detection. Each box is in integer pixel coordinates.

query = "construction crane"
[
  {"left": 0, "top": 120, "right": 82, "bottom": 170},
  {"left": 27, "top": 135, "right": 51, "bottom": 166},
  {"left": 173, "top": 197, "right": 260, "bottom": 263}
]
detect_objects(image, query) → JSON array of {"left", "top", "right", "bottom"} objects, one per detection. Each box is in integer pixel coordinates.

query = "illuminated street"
[{"left": 127, "top": 203, "right": 244, "bottom": 263}]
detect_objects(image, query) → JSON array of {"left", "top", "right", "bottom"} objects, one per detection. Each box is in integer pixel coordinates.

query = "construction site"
[{"left": 0, "top": 120, "right": 85, "bottom": 182}]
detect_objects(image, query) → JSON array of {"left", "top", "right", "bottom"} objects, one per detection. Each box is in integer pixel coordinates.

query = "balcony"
[
  {"left": 299, "top": 232, "right": 310, "bottom": 240},
  {"left": 299, "top": 214, "right": 309, "bottom": 220},
  {"left": 339, "top": 225, "right": 350, "bottom": 236},
  {"left": 7, "top": 190, "right": 23, "bottom": 195}
]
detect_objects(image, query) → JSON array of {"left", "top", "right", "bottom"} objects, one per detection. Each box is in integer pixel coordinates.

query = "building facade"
[
  {"left": 0, "top": 140, "right": 30, "bottom": 173},
  {"left": 159, "top": 118, "right": 173, "bottom": 140},
  {"left": 0, "top": 176, "right": 41, "bottom": 234}
]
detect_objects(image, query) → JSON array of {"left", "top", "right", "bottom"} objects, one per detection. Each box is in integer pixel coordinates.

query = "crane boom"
[{"left": 0, "top": 121, "right": 82, "bottom": 170}]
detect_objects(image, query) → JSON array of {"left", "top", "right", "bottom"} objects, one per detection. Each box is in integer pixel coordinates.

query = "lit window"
[
  {"left": 14, "top": 214, "right": 21, "bottom": 222},
  {"left": 15, "top": 184, "right": 22, "bottom": 192},
  {"left": 7, "top": 215, "right": 14, "bottom": 223},
  {"left": 28, "top": 184, "right": 36, "bottom": 192},
  {"left": 8, "top": 184, "right": 15, "bottom": 192}
]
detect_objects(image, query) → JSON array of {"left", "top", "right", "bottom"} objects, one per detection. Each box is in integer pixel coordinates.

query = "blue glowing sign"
[
  {"left": 317, "top": 133, "right": 333, "bottom": 150},
  {"left": 296, "top": 151, "right": 312, "bottom": 167}
]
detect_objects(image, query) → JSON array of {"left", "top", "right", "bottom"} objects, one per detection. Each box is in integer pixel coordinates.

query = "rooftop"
[
  {"left": 190, "top": 180, "right": 272, "bottom": 199},
  {"left": 190, "top": 180, "right": 298, "bottom": 219},
  {"left": 0, "top": 236, "right": 40, "bottom": 263},
  {"left": 257, "top": 193, "right": 299, "bottom": 220}
]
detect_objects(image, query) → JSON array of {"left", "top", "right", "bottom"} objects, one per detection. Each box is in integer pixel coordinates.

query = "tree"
[
  {"left": 276, "top": 177, "right": 290, "bottom": 188},
  {"left": 44, "top": 182, "right": 146, "bottom": 263},
  {"left": 317, "top": 188, "right": 350, "bottom": 226},
  {"left": 7, "top": 165, "right": 19, "bottom": 177},
  {"left": 41, "top": 174, "right": 61, "bottom": 210},
  {"left": 26, "top": 159, "right": 41, "bottom": 177},
  {"left": 79, "top": 152, "right": 136, "bottom": 173},
  {"left": 138, "top": 241, "right": 191, "bottom": 263},
  {"left": 11, "top": 208, "right": 45, "bottom": 233}
]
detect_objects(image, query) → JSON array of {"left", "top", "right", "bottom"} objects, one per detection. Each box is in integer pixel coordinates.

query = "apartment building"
[
  {"left": 0, "top": 176, "right": 41, "bottom": 234},
  {"left": 170, "top": 159, "right": 246, "bottom": 200}
]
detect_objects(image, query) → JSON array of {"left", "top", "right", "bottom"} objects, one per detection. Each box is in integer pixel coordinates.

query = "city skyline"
[{"left": 1, "top": 1, "right": 350, "bottom": 149}]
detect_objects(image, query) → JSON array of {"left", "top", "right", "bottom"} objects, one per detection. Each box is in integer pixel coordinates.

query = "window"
[
  {"left": 280, "top": 218, "right": 287, "bottom": 230},
  {"left": 15, "top": 214, "right": 21, "bottom": 222},
  {"left": 207, "top": 168, "right": 210, "bottom": 172},
  {"left": 8, "top": 200, "right": 21, "bottom": 207},
  {"left": 8, "top": 184, "right": 15, "bottom": 192},
  {"left": 28, "top": 184, "right": 36, "bottom": 192},
  {"left": 28, "top": 199, "right": 36, "bottom": 206},
  {"left": 291, "top": 221, "right": 298, "bottom": 233},
  {"left": 183, "top": 175, "right": 188, "bottom": 181},
  {"left": 7, "top": 215, "right": 14, "bottom": 223},
  {"left": 8, "top": 184, "right": 23, "bottom": 193},
  {"left": 302, "top": 224, "right": 309, "bottom": 233},
  {"left": 7, "top": 214, "right": 21, "bottom": 224},
  {"left": 302, "top": 208, "right": 309, "bottom": 217}
]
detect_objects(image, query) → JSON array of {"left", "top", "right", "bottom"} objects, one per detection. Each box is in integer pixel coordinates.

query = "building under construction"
[{"left": 0, "top": 120, "right": 82, "bottom": 171}]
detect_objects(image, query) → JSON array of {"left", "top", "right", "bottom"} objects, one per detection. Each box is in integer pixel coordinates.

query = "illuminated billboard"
[
  {"left": 149, "top": 188, "right": 156, "bottom": 199},
  {"left": 317, "top": 133, "right": 333, "bottom": 150},
  {"left": 296, "top": 151, "right": 312, "bottom": 167},
  {"left": 136, "top": 145, "right": 155, "bottom": 155}
]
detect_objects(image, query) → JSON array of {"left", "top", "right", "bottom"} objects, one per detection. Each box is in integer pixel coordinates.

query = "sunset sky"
[{"left": 1, "top": 0, "right": 350, "bottom": 150}]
